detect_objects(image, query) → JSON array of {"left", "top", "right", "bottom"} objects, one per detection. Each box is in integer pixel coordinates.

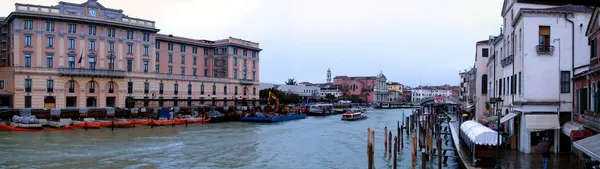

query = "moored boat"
[
  {"left": 307, "top": 104, "right": 334, "bottom": 116},
  {"left": 240, "top": 113, "right": 307, "bottom": 122}
]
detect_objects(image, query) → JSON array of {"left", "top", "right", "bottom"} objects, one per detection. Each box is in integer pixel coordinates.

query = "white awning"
[
  {"left": 460, "top": 120, "right": 499, "bottom": 146},
  {"left": 525, "top": 114, "right": 560, "bottom": 132},
  {"left": 500, "top": 113, "right": 520, "bottom": 124},
  {"left": 574, "top": 134, "right": 600, "bottom": 161},
  {"left": 562, "top": 121, "right": 585, "bottom": 136}
]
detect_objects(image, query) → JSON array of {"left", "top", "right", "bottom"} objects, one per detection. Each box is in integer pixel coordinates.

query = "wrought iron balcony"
[
  {"left": 501, "top": 55, "right": 514, "bottom": 67},
  {"left": 583, "top": 111, "right": 600, "bottom": 132},
  {"left": 536, "top": 45, "right": 554, "bottom": 55},
  {"left": 58, "top": 68, "right": 125, "bottom": 78},
  {"left": 591, "top": 57, "right": 599, "bottom": 67},
  {"left": 240, "top": 79, "right": 254, "bottom": 85}
]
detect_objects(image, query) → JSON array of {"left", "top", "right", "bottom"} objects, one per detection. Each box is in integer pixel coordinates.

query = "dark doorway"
[
  {"left": 106, "top": 97, "right": 116, "bottom": 107},
  {"left": 144, "top": 97, "right": 149, "bottom": 107},
  {"left": 559, "top": 111, "right": 573, "bottom": 153},
  {"left": 0, "top": 95, "right": 13, "bottom": 108},
  {"left": 44, "top": 96, "right": 56, "bottom": 108},
  {"left": 86, "top": 97, "right": 97, "bottom": 107},
  {"left": 125, "top": 97, "right": 134, "bottom": 108},
  {"left": 66, "top": 97, "right": 77, "bottom": 107},
  {"left": 512, "top": 115, "right": 521, "bottom": 150}
]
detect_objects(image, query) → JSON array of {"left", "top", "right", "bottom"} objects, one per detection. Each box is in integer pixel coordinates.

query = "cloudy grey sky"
[{"left": 1, "top": 0, "right": 503, "bottom": 87}]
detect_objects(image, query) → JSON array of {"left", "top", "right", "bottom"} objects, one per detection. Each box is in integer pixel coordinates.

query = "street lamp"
[{"left": 489, "top": 97, "right": 503, "bottom": 169}]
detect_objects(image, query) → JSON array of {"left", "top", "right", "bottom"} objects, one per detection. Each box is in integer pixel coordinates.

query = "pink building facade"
[
  {"left": 0, "top": 0, "right": 260, "bottom": 108},
  {"left": 332, "top": 76, "right": 376, "bottom": 102}
]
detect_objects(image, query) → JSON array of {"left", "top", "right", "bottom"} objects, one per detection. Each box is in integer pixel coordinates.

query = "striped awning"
[{"left": 574, "top": 134, "right": 600, "bottom": 161}]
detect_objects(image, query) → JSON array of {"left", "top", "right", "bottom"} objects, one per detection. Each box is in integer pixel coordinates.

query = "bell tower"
[{"left": 327, "top": 68, "right": 331, "bottom": 83}]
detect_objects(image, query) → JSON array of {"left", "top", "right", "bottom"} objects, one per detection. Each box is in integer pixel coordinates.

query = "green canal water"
[{"left": 0, "top": 109, "right": 459, "bottom": 169}]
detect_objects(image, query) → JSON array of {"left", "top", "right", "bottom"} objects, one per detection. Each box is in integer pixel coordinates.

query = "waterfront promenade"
[
  {"left": 446, "top": 111, "right": 584, "bottom": 169},
  {"left": 0, "top": 109, "right": 456, "bottom": 169}
]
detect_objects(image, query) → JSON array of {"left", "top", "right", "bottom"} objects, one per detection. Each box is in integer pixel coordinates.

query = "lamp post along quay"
[{"left": 489, "top": 97, "right": 503, "bottom": 169}]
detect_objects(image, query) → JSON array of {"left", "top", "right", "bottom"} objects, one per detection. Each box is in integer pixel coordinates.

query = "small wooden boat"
[{"left": 341, "top": 109, "right": 367, "bottom": 121}]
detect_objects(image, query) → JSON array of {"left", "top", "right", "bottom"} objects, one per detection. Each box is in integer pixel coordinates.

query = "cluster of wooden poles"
[
  {"left": 366, "top": 113, "right": 420, "bottom": 169},
  {"left": 367, "top": 108, "right": 453, "bottom": 169},
  {"left": 417, "top": 106, "right": 454, "bottom": 169}
]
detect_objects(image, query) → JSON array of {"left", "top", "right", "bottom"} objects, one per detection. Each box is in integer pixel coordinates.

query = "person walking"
[{"left": 535, "top": 132, "right": 552, "bottom": 169}]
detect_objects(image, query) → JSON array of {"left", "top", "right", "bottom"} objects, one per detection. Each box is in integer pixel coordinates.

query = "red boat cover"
[{"left": 570, "top": 130, "right": 594, "bottom": 141}]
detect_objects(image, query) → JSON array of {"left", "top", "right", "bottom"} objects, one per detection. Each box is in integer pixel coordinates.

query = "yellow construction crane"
[{"left": 267, "top": 91, "right": 280, "bottom": 112}]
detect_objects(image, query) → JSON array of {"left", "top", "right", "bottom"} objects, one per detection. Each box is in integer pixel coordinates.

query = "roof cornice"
[{"left": 3, "top": 12, "right": 160, "bottom": 32}]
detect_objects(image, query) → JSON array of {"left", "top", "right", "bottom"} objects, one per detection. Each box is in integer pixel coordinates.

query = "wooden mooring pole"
[
  {"left": 400, "top": 125, "right": 404, "bottom": 150},
  {"left": 389, "top": 131, "right": 392, "bottom": 160},
  {"left": 412, "top": 132, "right": 417, "bottom": 169},
  {"left": 393, "top": 136, "right": 398, "bottom": 169},
  {"left": 367, "top": 128, "right": 373, "bottom": 169},
  {"left": 437, "top": 136, "right": 442, "bottom": 169},
  {"left": 406, "top": 116, "right": 410, "bottom": 136},
  {"left": 384, "top": 127, "right": 388, "bottom": 158},
  {"left": 397, "top": 121, "right": 400, "bottom": 152},
  {"left": 421, "top": 150, "right": 427, "bottom": 169},
  {"left": 371, "top": 130, "right": 375, "bottom": 169},
  {"left": 367, "top": 128, "right": 371, "bottom": 156}
]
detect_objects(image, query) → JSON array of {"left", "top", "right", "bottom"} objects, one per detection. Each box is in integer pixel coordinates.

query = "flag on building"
[{"left": 77, "top": 47, "right": 83, "bottom": 64}]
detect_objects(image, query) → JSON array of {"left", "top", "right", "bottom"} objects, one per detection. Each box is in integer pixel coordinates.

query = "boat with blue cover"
[{"left": 240, "top": 91, "right": 307, "bottom": 123}]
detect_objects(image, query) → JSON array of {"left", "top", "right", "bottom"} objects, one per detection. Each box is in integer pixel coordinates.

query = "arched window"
[
  {"left": 481, "top": 74, "right": 488, "bottom": 94},
  {"left": 351, "top": 84, "right": 358, "bottom": 91},
  {"left": 89, "top": 81, "right": 96, "bottom": 93},
  {"left": 68, "top": 80, "right": 75, "bottom": 93},
  {"left": 108, "top": 81, "right": 115, "bottom": 93}
]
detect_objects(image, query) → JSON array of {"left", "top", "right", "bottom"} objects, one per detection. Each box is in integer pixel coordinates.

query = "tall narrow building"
[{"left": 326, "top": 68, "right": 331, "bottom": 83}]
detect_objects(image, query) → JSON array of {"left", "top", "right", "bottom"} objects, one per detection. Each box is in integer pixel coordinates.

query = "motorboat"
[{"left": 341, "top": 109, "right": 367, "bottom": 121}]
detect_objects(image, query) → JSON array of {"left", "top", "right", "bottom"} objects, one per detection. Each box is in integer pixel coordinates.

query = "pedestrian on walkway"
[{"left": 536, "top": 133, "right": 552, "bottom": 169}]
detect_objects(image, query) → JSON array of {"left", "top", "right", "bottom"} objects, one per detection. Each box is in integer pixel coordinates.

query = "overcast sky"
[{"left": 0, "top": 0, "right": 503, "bottom": 87}]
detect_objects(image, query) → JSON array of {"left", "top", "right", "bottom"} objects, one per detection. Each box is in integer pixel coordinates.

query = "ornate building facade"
[{"left": 0, "top": 0, "right": 260, "bottom": 108}]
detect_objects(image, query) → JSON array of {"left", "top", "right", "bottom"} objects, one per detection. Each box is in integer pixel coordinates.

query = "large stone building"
[
  {"left": 373, "top": 72, "right": 389, "bottom": 103},
  {"left": 0, "top": 0, "right": 260, "bottom": 108},
  {"left": 332, "top": 76, "right": 375, "bottom": 102},
  {"left": 411, "top": 86, "right": 452, "bottom": 103},
  {"left": 489, "top": 1, "right": 592, "bottom": 153}
]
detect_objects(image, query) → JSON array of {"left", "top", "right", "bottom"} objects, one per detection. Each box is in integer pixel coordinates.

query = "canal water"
[{"left": 0, "top": 109, "right": 458, "bottom": 169}]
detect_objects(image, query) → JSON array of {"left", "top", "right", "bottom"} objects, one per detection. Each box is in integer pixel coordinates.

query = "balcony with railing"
[
  {"left": 240, "top": 79, "right": 254, "bottom": 85},
  {"left": 501, "top": 55, "right": 514, "bottom": 67},
  {"left": 591, "top": 57, "right": 600, "bottom": 69},
  {"left": 58, "top": 68, "right": 125, "bottom": 78},
  {"left": 536, "top": 45, "right": 554, "bottom": 55},
  {"left": 581, "top": 111, "right": 600, "bottom": 132}
]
